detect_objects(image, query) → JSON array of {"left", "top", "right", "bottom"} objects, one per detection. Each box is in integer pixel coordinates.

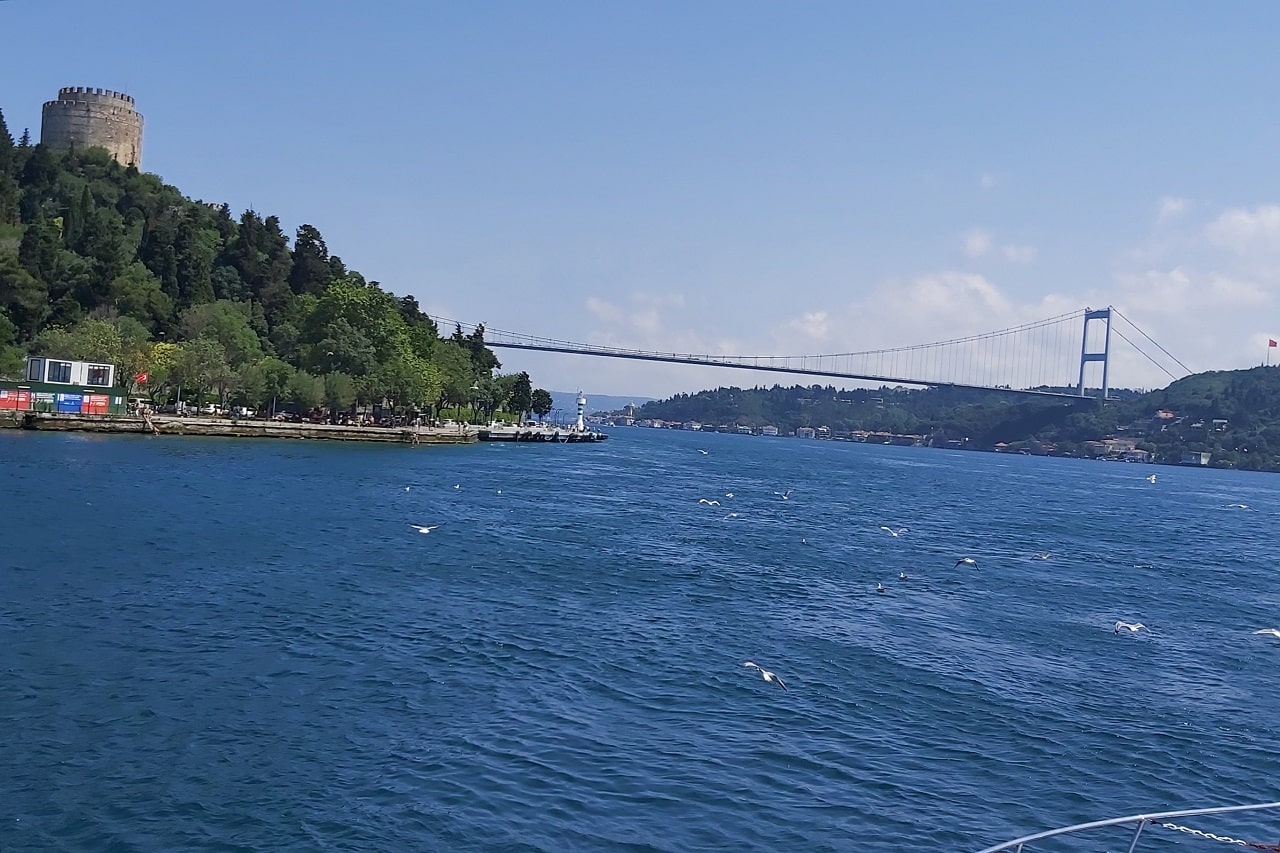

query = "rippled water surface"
[{"left": 3, "top": 428, "right": 1279, "bottom": 851}]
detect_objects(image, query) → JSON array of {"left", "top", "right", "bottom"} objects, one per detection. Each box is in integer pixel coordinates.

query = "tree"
[
  {"left": 323, "top": 372, "right": 357, "bottom": 414},
  {"left": 508, "top": 371, "right": 533, "bottom": 419},
  {"left": 31, "top": 316, "right": 124, "bottom": 364},
  {"left": 111, "top": 261, "right": 173, "bottom": 331},
  {"left": 289, "top": 224, "right": 332, "bottom": 295},
  {"left": 286, "top": 369, "right": 323, "bottom": 410},
  {"left": 0, "top": 251, "right": 49, "bottom": 341},
  {"left": 531, "top": 388, "right": 553, "bottom": 421},
  {"left": 0, "top": 310, "right": 24, "bottom": 378},
  {"left": 179, "top": 300, "right": 262, "bottom": 367}
]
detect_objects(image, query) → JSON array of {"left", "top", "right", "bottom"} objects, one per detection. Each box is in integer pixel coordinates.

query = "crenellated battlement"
[
  {"left": 57, "top": 86, "right": 134, "bottom": 105},
  {"left": 41, "top": 85, "right": 144, "bottom": 168}
]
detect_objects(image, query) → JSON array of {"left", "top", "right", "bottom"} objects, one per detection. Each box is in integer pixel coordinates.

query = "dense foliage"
[
  {"left": 0, "top": 107, "right": 548, "bottom": 420},
  {"left": 635, "top": 368, "right": 1280, "bottom": 472}
]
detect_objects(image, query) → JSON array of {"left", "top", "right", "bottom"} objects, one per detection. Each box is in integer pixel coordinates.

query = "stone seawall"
[{"left": 0, "top": 412, "right": 477, "bottom": 445}]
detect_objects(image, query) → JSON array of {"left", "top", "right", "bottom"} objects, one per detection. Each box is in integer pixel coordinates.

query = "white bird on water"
[
  {"left": 1146, "top": 474, "right": 1157, "bottom": 483},
  {"left": 1114, "top": 620, "right": 1146, "bottom": 633},
  {"left": 876, "top": 583, "right": 886, "bottom": 594},
  {"left": 698, "top": 498, "right": 721, "bottom": 506},
  {"left": 409, "top": 524, "right": 441, "bottom": 534},
  {"left": 404, "top": 486, "right": 411, "bottom": 492},
  {"left": 1253, "top": 628, "right": 1280, "bottom": 639},
  {"left": 898, "top": 572, "right": 907, "bottom": 580},
  {"left": 879, "top": 526, "right": 909, "bottom": 537},
  {"left": 955, "top": 557, "right": 978, "bottom": 568},
  {"left": 742, "top": 661, "right": 787, "bottom": 691}
]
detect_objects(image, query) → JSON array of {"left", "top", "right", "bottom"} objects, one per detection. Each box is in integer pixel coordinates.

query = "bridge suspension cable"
[{"left": 431, "top": 305, "right": 1189, "bottom": 399}]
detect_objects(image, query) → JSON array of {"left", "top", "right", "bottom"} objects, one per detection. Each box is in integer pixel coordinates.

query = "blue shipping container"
[{"left": 56, "top": 393, "right": 82, "bottom": 413}]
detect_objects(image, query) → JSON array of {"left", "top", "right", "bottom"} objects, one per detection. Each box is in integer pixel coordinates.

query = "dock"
[{"left": 0, "top": 411, "right": 478, "bottom": 445}]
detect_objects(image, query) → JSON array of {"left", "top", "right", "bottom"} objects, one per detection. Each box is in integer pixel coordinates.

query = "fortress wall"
[{"left": 40, "top": 87, "right": 144, "bottom": 168}]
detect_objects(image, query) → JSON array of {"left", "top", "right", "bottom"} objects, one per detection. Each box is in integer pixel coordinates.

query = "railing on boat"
[{"left": 976, "top": 801, "right": 1280, "bottom": 852}]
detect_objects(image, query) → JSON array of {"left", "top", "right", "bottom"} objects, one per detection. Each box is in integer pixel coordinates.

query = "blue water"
[{"left": 3, "top": 428, "right": 1279, "bottom": 851}]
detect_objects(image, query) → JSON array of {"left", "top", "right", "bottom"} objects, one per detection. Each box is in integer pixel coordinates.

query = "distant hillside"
[
  {"left": 550, "top": 391, "right": 653, "bottom": 418},
  {"left": 635, "top": 369, "right": 1280, "bottom": 472}
]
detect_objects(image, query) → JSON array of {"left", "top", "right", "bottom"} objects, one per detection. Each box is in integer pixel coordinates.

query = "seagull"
[
  {"left": 1134, "top": 563, "right": 1155, "bottom": 569},
  {"left": 1114, "top": 620, "right": 1146, "bottom": 633},
  {"left": 696, "top": 449, "right": 709, "bottom": 455},
  {"left": 1226, "top": 503, "right": 1250, "bottom": 509},
  {"left": 404, "top": 486, "right": 411, "bottom": 492},
  {"left": 725, "top": 493, "right": 734, "bottom": 498},
  {"left": 742, "top": 661, "right": 787, "bottom": 691},
  {"left": 1031, "top": 552, "right": 1052, "bottom": 560},
  {"left": 722, "top": 512, "right": 740, "bottom": 520},
  {"left": 1146, "top": 474, "right": 1157, "bottom": 483},
  {"left": 879, "top": 526, "right": 909, "bottom": 537},
  {"left": 876, "top": 583, "right": 886, "bottom": 594},
  {"left": 774, "top": 489, "right": 794, "bottom": 500},
  {"left": 1253, "top": 628, "right": 1280, "bottom": 639},
  {"left": 955, "top": 557, "right": 978, "bottom": 568},
  {"left": 409, "top": 524, "right": 440, "bottom": 534},
  {"left": 453, "top": 484, "right": 461, "bottom": 490},
  {"left": 698, "top": 498, "right": 721, "bottom": 506},
  {"left": 898, "top": 572, "right": 907, "bottom": 580}
]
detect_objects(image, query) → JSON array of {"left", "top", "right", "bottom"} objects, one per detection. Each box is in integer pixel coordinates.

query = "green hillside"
[
  {"left": 635, "top": 367, "right": 1280, "bottom": 472},
  {"left": 0, "top": 107, "right": 551, "bottom": 421}
]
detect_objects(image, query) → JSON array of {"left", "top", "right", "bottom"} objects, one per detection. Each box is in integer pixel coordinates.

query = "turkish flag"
[
  {"left": 135, "top": 371, "right": 149, "bottom": 383},
  {"left": 1270, "top": 340, "right": 1277, "bottom": 348}
]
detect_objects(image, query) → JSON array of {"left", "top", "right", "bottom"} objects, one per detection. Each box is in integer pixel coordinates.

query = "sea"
[{"left": 2, "top": 427, "right": 1278, "bottom": 852}]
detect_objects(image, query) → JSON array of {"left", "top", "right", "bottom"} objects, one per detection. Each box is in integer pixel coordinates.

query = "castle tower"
[{"left": 40, "top": 87, "right": 144, "bottom": 168}]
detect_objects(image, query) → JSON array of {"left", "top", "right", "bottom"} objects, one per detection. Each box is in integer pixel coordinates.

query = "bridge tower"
[{"left": 1076, "top": 307, "right": 1112, "bottom": 399}]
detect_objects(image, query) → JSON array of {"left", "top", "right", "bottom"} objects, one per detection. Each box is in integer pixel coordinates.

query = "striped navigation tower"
[{"left": 575, "top": 391, "right": 587, "bottom": 431}]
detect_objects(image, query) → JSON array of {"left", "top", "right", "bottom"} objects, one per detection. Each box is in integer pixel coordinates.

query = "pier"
[{"left": 0, "top": 411, "right": 478, "bottom": 445}]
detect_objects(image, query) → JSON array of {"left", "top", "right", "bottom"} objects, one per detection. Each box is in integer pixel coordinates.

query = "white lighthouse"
[{"left": 575, "top": 391, "right": 587, "bottom": 432}]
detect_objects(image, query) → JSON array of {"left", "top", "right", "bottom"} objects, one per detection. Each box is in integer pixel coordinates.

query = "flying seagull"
[
  {"left": 955, "top": 557, "right": 978, "bottom": 568},
  {"left": 698, "top": 498, "right": 721, "bottom": 506},
  {"left": 742, "top": 661, "right": 787, "bottom": 691},
  {"left": 409, "top": 524, "right": 441, "bottom": 534},
  {"left": 879, "top": 526, "right": 909, "bottom": 537},
  {"left": 404, "top": 486, "right": 411, "bottom": 492},
  {"left": 1146, "top": 474, "right": 1157, "bottom": 483},
  {"left": 725, "top": 492, "right": 734, "bottom": 498},
  {"left": 1031, "top": 552, "right": 1052, "bottom": 560},
  {"left": 774, "top": 489, "right": 794, "bottom": 500},
  {"left": 1114, "top": 620, "right": 1146, "bottom": 633},
  {"left": 696, "top": 449, "right": 709, "bottom": 455},
  {"left": 1253, "top": 628, "right": 1280, "bottom": 639}
]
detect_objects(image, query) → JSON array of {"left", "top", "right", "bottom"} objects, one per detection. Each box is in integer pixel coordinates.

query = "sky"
[{"left": 5, "top": 0, "right": 1280, "bottom": 400}]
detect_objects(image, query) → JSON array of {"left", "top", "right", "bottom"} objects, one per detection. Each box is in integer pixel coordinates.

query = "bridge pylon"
[{"left": 1076, "top": 306, "right": 1112, "bottom": 399}]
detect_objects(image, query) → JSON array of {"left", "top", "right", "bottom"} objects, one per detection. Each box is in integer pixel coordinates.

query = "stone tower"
[{"left": 40, "top": 87, "right": 144, "bottom": 168}]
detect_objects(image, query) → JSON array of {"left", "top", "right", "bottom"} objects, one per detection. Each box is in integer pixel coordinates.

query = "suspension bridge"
[{"left": 433, "top": 307, "right": 1192, "bottom": 400}]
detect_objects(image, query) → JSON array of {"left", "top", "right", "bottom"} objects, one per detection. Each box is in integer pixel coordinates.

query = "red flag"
[
  {"left": 135, "top": 371, "right": 149, "bottom": 383},
  {"left": 1270, "top": 340, "right": 1278, "bottom": 348}
]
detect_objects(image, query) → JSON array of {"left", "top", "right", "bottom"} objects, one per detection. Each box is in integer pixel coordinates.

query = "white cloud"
[
  {"left": 787, "top": 311, "right": 830, "bottom": 341},
  {"left": 1157, "top": 196, "right": 1192, "bottom": 223},
  {"left": 980, "top": 173, "right": 996, "bottom": 190},
  {"left": 964, "top": 229, "right": 1036, "bottom": 263},
  {"left": 1205, "top": 205, "right": 1280, "bottom": 254},
  {"left": 963, "top": 229, "right": 992, "bottom": 257},
  {"left": 1001, "top": 244, "right": 1037, "bottom": 263}
]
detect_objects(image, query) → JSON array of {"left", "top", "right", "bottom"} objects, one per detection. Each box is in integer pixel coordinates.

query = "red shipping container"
[
  {"left": 0, "top": 390, "right": 15, "bottom": 410},
  {"left": 82, "top": 394, "right": 110, "bottom": 414}
]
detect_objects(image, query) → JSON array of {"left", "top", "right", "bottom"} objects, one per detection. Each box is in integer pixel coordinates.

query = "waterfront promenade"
[{"left": 0, "top": 411, "right": 477, "bottom": 445}]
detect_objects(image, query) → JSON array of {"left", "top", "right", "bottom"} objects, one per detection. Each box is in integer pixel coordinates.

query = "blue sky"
[{"left": 5, "top": 1, "right": 1280, "bottom": 399}]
